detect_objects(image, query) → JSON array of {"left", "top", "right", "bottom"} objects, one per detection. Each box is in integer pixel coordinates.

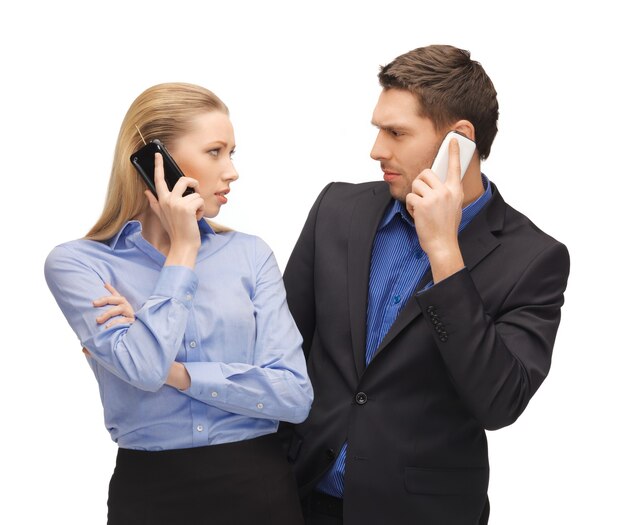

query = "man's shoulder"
[
  {"left": 315, "top": 180, "right": 387, "bottom": 207},
  {"left": 492, "top": 185, "right": 568, "bottom": 259},
  {"left": 325, "top": 180, "right": 386, "bottom": 195},
  {"left": 310, "top": 181, "right": 389, "bottom": 222}
]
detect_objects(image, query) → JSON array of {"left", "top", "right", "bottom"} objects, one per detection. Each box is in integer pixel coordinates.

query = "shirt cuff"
[
  {"left": 184, "top": 361, "right": 224, "bottom": 399},
  {"left": 153, "top": 265, "right": 198, "bottom": 307}
]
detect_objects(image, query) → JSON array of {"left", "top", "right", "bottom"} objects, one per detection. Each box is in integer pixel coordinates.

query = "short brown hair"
[{"left": 378, "top": 45, "right": 499, "bottom": 159}]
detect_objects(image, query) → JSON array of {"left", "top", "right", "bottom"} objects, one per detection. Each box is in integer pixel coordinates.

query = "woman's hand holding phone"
[{"left": 145, "top": 153, "right": 205, "bottom": 268}]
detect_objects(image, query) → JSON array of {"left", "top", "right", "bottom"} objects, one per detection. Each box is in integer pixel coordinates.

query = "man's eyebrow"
[{"left": 371, "top": 120, "right": 410, "bottom": 132}]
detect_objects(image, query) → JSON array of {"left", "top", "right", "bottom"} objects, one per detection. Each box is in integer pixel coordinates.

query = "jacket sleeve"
[
  {"left": 416, "top": 241, "right": 570, "bottom": 430},
  {"left": 283, "top": 183, "right": 334, "bottom": 358}
]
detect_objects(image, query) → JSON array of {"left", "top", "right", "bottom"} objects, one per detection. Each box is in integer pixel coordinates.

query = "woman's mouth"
[{"left": 215, "top": 189, "right": 229, "bottom": 204}]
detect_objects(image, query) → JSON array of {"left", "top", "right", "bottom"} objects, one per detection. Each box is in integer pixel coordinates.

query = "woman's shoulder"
[
  {"left": 214, "top": 230, "right": 274, "bottom": 262},
  {"left": 44, "top": 238, "right": 114, "bottom": 277},
  {"left": 218, "top": 229, "right": 271, "bottom": 249},
  {"left": 47, "top": 237, "right": 111, "bottom": 260}
]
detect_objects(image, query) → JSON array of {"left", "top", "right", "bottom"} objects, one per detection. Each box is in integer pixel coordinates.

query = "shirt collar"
[
  {"left": 378, "top": 174, "right": 492, "bottom": 232},
  {"left": 107, "top": 218, "right": 215, "bottom": 250}
]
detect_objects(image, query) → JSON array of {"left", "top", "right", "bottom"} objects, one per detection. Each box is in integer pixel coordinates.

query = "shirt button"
[
  {"left": 185, "top": 293, "right": 193, "bottom": 301},
  {"left": 393, "top": 295, "right": 401, "bottom": 305},
  {"left": 257, "top": 403, "right": 264, "bottom": 409},
  {"left": 189, "top": 340, "right": 197, "bottom": 348},
  {"left": 196, "top": 425, "right": 204, "bottom": 432},
  {"left": 211, "top": 391, "right": 218, "bottom": 398}
]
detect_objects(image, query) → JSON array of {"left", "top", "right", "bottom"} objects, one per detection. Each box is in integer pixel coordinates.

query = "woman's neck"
[{"left": 135, "top": 210, "right": 171, "bottom": 255}]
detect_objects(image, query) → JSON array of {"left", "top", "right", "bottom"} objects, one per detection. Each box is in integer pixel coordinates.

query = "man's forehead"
[
  {"left": 371, "top": 109, "right": 418, "bottom": 131},
  {"left": 371, "top": 89, "right": 420, "bottom": 128}
]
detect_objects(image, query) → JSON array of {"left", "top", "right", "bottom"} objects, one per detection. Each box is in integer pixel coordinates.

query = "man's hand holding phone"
[
  {"left": 406, "top": 137, "right": 465, "bottom": 283},
  {"left": 145, "top": 153, "right": 205, "bottom": 268}
]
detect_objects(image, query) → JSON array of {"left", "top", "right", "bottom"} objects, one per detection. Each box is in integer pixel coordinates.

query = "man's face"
[{"left": 370, "top": 88, "right": 444, "bottom": 202}]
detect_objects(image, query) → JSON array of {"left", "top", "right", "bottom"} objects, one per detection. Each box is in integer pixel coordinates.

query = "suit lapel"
[
  {"left": 348, "top": 184, "right": 392, "bottom": 378},
  {"left": 371, "top": 184, "right": 506, "bottom": 360}
]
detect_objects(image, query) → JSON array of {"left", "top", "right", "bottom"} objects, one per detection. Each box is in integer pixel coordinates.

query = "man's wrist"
[{"left": 427, "top": 245, "right": 464, "bottom": 284}]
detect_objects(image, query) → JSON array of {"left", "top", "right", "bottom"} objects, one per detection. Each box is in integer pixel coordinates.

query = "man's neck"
[{"left": 461, "top": 159, "right": 484, "bottom": 206}]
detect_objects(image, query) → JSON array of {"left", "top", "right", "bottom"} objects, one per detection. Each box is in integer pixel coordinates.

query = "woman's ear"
[{"left": 451, "top": 120, "right": 475, "bottom": 142}]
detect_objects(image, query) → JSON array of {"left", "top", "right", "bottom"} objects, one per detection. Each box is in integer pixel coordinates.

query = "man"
[{"left": 282, "top": 45, "right": 570, "bottom": 525}]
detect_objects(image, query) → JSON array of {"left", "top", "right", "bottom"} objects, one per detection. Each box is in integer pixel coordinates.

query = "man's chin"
[{"left": 386, "top": 183, "right": 408, "bottom": 203}]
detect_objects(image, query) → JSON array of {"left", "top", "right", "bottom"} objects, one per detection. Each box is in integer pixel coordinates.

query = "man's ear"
[{"left": 451, "top": 120, "right": 475, "bottom": 142}]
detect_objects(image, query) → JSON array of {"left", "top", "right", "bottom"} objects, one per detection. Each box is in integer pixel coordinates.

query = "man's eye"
[{"left": 390, "top": 130, "right": 403, "bottom": 137}]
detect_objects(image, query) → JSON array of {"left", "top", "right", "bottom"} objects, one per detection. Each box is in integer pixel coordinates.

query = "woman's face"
[{"left": 168, "top": 111, "right": 238, "bottom": 218}]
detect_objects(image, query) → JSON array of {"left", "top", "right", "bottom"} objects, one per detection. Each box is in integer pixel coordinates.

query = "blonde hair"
[{"left": 86, "top": 82, "right": 231, "bottom": 240}]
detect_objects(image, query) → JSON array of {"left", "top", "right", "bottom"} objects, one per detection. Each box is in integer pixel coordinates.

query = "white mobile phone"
[{"left": 430, "top": 131, "right": 476, "bottom": 182}]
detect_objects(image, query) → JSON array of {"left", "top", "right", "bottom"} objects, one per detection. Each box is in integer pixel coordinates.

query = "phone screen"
[{"left": 130, "top": 140, "right": 194, "bottom": 197}]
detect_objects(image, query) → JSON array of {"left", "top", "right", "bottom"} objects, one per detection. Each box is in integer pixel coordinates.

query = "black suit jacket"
[{"left": 282, "top": 181, "right": 569, "bottom": 525}]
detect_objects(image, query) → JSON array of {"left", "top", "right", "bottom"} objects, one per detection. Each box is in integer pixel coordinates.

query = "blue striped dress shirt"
[{"left": 317, "top": 176, "right": 492, "bottom": 497}]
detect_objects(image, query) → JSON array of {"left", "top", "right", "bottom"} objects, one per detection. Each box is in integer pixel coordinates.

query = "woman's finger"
[
  {"left": 105, "top": 317, "right": 135, "bottom": 329},
  {"left": 153, "top": 153, "right": 169, "bottom": 199},
  {"left": 96, "top": 305, "right": 127, "bottom": 324},
  {"left": 104, "top": 283, "right": 122, "bottom": 296},
  {"left": 170, "top": 176, "right": 199, "bottom": 198},
  {"left": 93, "top": 295, "right": 126, "bottom": 307}
]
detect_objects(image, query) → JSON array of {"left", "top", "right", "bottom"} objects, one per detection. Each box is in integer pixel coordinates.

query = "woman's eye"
[
  {"left": 208, "top": 149, "right": 220, "bottom": 157},
  {"left": 229, "top": 149, "right": 236, "bottom": 159}
]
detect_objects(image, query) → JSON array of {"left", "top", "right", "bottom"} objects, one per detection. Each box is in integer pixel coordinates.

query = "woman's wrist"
[
  {"left": 166, "top": 362, "right": 191, "bottom": 390},
  {"left": 165, "top": 242, "right": 200, "bottom": 269}
]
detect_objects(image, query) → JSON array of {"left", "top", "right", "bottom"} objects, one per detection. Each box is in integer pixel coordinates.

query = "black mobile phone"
[{"left": 130, "top": 139, "right": 194, "bottom": 197}]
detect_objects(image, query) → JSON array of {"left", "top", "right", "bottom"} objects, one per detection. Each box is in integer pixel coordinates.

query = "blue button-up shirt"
[
  {"left": 45, "top": 219, "right": 313, "bottom": 451},
  {"left": 317, "top": 176, "right": 493, "bottom": 496}
]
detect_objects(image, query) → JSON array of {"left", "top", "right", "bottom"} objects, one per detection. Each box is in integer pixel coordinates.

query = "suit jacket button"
[
  {"left": 355, "top": 392, "right": 368, "bottom": 405},
  {"left": 326, "top": 448, "right": 336, "bottom": 460}
]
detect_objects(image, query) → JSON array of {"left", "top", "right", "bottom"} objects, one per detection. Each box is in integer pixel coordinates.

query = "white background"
[{"left": 1, "top": 1, "right": 624, "bottom": 523}]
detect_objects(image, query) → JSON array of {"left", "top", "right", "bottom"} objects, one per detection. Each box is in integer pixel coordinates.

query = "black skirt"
[{"left": 107, "top": 433, "right": 304, "bottom": 525}]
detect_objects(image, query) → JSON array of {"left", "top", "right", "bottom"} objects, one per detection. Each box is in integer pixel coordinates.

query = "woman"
[{"left": 44, "top": 83, "right": 313, "bottom": 524}]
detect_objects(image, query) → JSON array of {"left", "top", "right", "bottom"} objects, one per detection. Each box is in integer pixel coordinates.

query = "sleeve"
[
  {"left": 416, "top": 241, "right": 570, "bottom": 430},
  {"left": 282, "top": 182, "right": 334, "bottom": 357},
  {"left": 44, "top": 245, "right": 197, "bottom": 392},
  {"left": 181, "top": 237, "right": 314, "bottom": 424}
]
